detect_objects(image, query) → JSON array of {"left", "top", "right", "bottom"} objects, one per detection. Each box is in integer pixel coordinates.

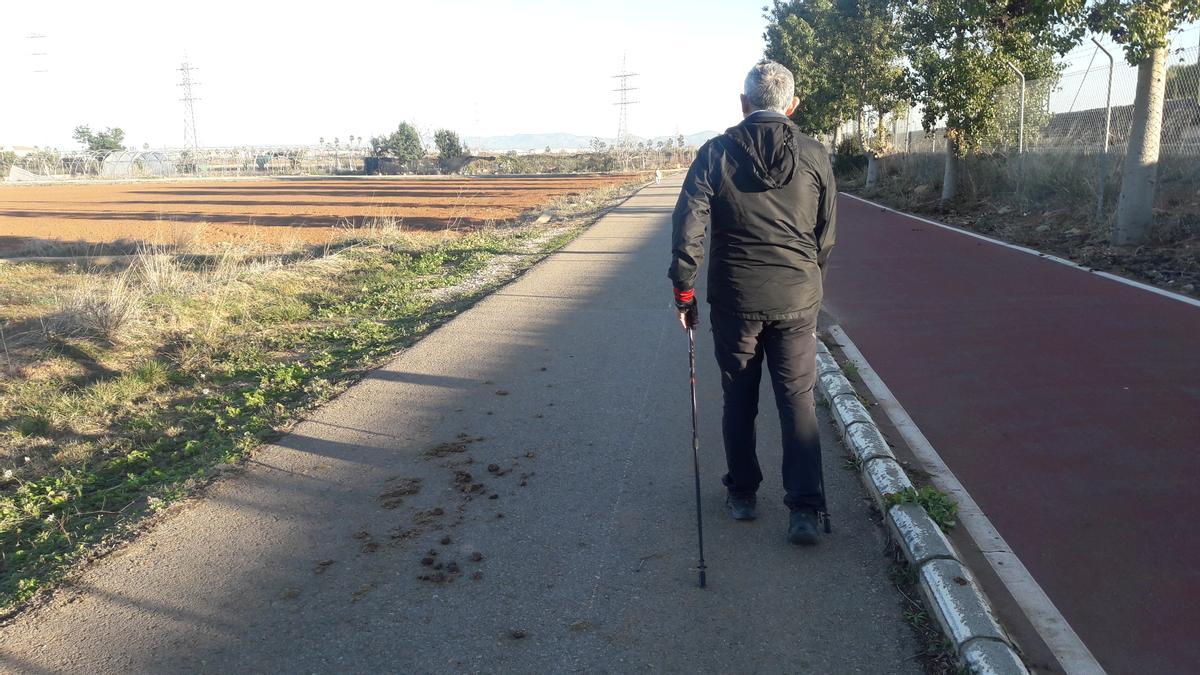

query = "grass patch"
[
  {"left": 839, "top": 359, "right": 860, "bottom": 381},
  {"left": 886, "top": 485, "right": 959, "bottom": 532},
  {"left": 0, "top": 179, "right": 644, "bottom": 613}
]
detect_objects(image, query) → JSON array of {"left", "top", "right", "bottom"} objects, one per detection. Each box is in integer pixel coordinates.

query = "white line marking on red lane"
[
  {"left": 826, "top": 323, "right": 1106, "bottom": 675},
  {"left": 840, "top": 192, "right": 1200, "bottom": 310}
]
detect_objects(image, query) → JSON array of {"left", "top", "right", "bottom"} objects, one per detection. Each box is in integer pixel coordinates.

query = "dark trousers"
[{"left": 711, "top": 310, "right": 824, "bottom": 511}]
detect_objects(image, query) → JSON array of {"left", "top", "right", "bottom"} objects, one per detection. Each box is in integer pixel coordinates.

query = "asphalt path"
[
  {"left": 822, "top": 194, "right": 1200, "bottom": 675},
  {"left": 0, "top": 178, "right": 919, "bottom": 673}
]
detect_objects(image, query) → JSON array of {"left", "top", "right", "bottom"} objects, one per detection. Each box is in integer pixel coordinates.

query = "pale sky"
[{"left": 0, "top": 0, "right": 769, "bottom": 149}]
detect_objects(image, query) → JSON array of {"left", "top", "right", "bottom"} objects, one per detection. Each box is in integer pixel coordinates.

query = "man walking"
[{"left": 669, "top": 60, "right": 837, "bottom": 545}]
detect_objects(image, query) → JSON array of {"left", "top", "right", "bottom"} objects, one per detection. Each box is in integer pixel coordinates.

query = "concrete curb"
[{"left": 816, "top": 339, "right": 1029, "bottom": 675}]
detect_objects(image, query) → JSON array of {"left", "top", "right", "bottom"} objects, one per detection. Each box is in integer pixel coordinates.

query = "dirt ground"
[{"left": 0, "top": 175, "right": 637, "bottom": 254}]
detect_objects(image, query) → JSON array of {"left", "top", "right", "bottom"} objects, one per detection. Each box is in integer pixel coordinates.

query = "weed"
[
  {"left": 840, "top": 360, "right": 860, "bottom": 381},
  {"left": 886, "top": 486, "right": 959, "bottom": 532}
]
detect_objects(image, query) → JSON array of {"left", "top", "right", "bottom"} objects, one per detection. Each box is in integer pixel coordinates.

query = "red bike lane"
[{"left": 822, "top": 195, "right": 1200, "bottom": 675}]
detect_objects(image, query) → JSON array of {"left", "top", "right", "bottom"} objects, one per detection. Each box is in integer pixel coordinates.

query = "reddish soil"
[{"left": 0, "top": 175, "right": 636, "bottom": 254}]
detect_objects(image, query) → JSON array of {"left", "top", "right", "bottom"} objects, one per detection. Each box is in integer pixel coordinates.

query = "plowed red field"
[{"left": 0, "top": 175, "right": 636, "bottom": 253}]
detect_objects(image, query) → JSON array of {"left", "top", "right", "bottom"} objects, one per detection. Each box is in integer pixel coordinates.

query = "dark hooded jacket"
[{"left": 669, "top": 111, "right": 837, "bottom": 322}]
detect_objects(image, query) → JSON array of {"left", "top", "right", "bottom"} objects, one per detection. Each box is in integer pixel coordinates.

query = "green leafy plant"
[
  {"left": 840, "top": 359, "right": 860, "bottom": 381},
  {"left": 887, "top": 485, "right": 958, "bottom": 532}
]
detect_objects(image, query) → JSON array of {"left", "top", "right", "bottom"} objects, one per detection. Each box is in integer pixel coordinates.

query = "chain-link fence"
[
  {"left": 1, "top": 146, "right": 371, "bottom": 182},
  {"left": 864, "top": 44, "right": 1200, "bottom": 158}
]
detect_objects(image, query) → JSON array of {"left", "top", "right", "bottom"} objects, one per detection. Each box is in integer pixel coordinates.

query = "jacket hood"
[{"left": 723, "top": 115, "right": 798, "bottom": 189}]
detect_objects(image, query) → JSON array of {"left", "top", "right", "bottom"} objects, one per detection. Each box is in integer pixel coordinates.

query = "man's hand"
[{"left": 674, "top": 288, "right": 699, "bottom": 330}]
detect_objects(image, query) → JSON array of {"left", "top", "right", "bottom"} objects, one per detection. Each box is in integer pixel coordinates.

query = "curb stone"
[
  {"left": 888, "top": 503, "right": 955, "bottom": 566},
  {"left": 963, "top": 638, "right": 1031, "bottom": 674},
  {"left": 844, "top": 421, "right": 896, "bottom": 464},
  {"left": 829, "top": 393, "right": 873, "bottom": 436},
  {"left": 816, "top": 350, "right": 841, "bottom": 376},
  {"left": 920, "top": 559, "right": 1007, "bottom": 645},
  {"left": 817, "top": 337, "right": 1029, "bottom": 675},
  {"left": 819, "top": 371, "right": 857, "bottom": 400},
  {"left": 862, "top": 457, "right": 914, "bottom": 511}
]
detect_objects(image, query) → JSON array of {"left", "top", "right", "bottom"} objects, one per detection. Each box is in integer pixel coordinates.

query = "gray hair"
[{"left": 743, "top": 60, "right": 795, "bottom": 113}]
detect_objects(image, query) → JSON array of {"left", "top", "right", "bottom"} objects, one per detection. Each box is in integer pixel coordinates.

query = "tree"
[
  {"left": 72, "top": 125, "right": 126, "bottom": 153},
  {"left": 765, "top": 0, "right": 857, "bottom": 136},
  {"left": 766, "top": 1, "right": 908, "bottom": 187},
  {"left": 1083, "top": 0, "right": 1200, "bottom": 244},
  {"left": 370, "top": 122, "right": 425, "bottom": 164},
  {"left": 900, "top": 1, "right": 1077, "bottom": 202},
  {"left": 834, "top": 0, "right": 908, "bottom": 187},
  {"left": 434, "top": 129, "right": 466, "bottom": 170}
]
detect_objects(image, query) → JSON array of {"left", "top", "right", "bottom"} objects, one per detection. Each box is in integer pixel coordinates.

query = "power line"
[
  {"left": 26, "top": 33, "right": 48, "bottom": 74},
  {"left": 612, "top": 54, "right": 639, "bottom": 148},
  {"left": 178, "top": 59, "right": 201, "bottom": 149}
]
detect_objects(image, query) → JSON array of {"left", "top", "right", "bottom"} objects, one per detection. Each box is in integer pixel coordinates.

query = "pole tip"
[{"left": 698, "top": 570, "right": 707, "bottom": 588}]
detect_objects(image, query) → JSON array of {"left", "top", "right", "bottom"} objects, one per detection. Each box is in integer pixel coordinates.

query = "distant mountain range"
[{"left": 463, "top": 131, "right": 721, "bottom": 153}]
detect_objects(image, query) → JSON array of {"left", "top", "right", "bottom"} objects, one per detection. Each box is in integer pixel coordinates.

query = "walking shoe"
[
  {"left": 787, "top": 508, "right": 820, "bottom": 545},
  {"left": 726, "top": 494, "right": 757, "bottom": 521}
]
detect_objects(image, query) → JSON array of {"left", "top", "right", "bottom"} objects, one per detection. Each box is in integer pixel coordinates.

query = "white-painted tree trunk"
[
  {"left": 1114, "top": 46, "right": 1168, "bottom": 246},
  {"left": 941, "top": 136, "right": 959, "bottom": 203},
  {"left": 865, "top": 115, "right": 887, "bottom": 189}
]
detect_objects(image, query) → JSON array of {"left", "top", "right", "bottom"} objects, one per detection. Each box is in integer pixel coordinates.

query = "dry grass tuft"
[
  {"left": 135, "top": 244, "right": 190, "bottom": 295},
  {"left": 46, "top": 269, "right": 142, "bottom": 343}
]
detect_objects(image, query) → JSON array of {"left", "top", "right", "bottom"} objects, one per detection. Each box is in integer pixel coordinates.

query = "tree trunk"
[
  {"left": 941, "top": 135, "right": 959, "bottom": 204},
  {"left": 1114, "top": 46, "right": 1168, "bottom": 246},
  {"left": 865, "top": 114, "right": 885, "bottom": 189}
]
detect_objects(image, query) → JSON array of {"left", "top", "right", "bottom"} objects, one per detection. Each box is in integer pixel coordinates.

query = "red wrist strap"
[{"left": 674, "top": 288, "right": 694, "bottom": 303}]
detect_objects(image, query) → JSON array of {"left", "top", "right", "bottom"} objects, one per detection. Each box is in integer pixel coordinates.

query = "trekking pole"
[
  {"left": 818, "top": 460, "right": 833, "bottom": 534},
  {"left": 688, "top": 327, "right": 708, "bottom": 588}
]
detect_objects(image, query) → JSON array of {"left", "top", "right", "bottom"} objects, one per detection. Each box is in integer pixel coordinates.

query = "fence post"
[
  {"left": 1003, "top": 60, "right": 1026, "bottom": 155},
  {"left": 905, "top": 106, "right": 912, "bottom": 154},
  {"left": 1092, "top": 38, "right": 1115, "bottom": 224},
  {"left": 1004, "top": 60, "right": 1026, "bottom": 201}
]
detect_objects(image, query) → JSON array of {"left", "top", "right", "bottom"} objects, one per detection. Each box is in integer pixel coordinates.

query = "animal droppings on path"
[
  {"left": 377, "top": 477, "right": 422, "bottom": 509},
  {"left": 413, "top": 507, "right": 446, "bottom": 527},
  {"left": 351, "top": 584, "right": 374, "bottom": 602},
  {"left": 390, "top": 527, "right": 419, "bottom": 542}
]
